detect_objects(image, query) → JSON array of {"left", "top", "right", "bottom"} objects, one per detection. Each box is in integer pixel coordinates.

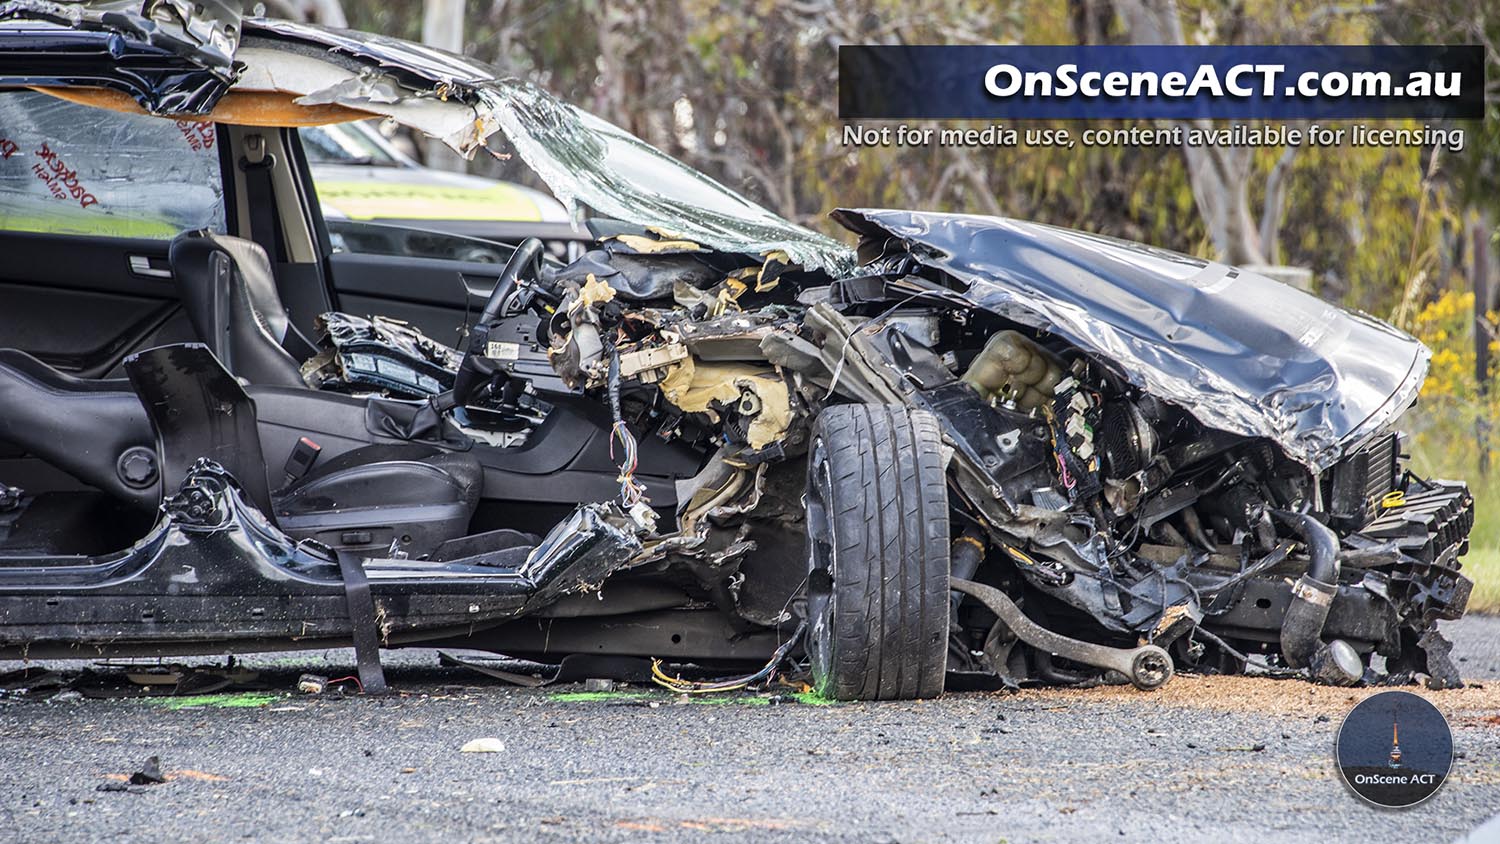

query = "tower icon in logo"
[{"left": 1337, "top": 690, "right": 1452, "bottom": 808}]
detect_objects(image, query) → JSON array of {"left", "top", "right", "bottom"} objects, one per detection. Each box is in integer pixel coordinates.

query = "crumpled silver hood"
[{"left": 832, "top": 208, "right": 1429, "bottom": 470}]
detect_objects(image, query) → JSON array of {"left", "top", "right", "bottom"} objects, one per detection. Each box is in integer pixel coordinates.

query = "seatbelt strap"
[
  {"left": 238, "top": 134, "right": 285, "bottom": 262},
  {"left": 336, "top": 550, "right": 389, "bottom": 694}
]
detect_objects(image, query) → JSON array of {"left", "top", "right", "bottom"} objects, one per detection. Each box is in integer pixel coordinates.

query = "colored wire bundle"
[
  {"left": 609, "top": 419, "right": 648, "bottom": 507},
  {"left": 606, "top": 350, "right": 649, "bottom": 508},
  {"left": 649, "top": 620, "right": 807, "bottom": 695}
]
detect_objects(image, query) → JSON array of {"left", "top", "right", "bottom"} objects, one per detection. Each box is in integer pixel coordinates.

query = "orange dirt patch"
[{"left": 1008, "top": 673, "right": 1500, "bottom": 719}]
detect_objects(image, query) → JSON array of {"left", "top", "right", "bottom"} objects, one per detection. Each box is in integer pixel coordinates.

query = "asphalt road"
[{"left": 2, "top": 617, "right": 1499, "bottom": 843}]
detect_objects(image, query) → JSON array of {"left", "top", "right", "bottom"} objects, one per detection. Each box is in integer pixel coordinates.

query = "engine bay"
[{"left": 293, "top": 221, "right": 1473, "bottom": 690}]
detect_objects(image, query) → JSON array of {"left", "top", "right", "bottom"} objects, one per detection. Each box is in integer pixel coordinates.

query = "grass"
[
  {"left": 1454, "top": 469, "right": 1500, "bottom": 612},
  {"left": 1463, "top": 546, "right": 1500, "bottom": 613}
]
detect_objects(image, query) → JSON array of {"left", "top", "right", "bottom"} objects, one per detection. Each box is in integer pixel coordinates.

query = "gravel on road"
[{"left": 2, "top": 616, "right": 1498, "bottom": 843}]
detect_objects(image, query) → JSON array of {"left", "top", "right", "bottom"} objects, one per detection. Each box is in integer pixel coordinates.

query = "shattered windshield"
[
  {"left": 478, "top": 78, "right": 854, "bottom": 274},
  {"left": 233, "top": 18, "right": 857, "bottom": 272}
]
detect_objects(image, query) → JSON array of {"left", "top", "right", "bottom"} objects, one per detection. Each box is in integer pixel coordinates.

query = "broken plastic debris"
[
  {"left": 98, "top": 755, "right": 168, "bottom": 790},
  {"left": 129, "top": 756, "right": 167, "bottom": 785},
  {"left": 460, "top": 737, "right": 506, "bottom": 753}
]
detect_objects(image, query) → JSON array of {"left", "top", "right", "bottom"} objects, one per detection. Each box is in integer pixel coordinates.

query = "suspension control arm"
[{"left": 950, "top": 577, "right": 1174, "bottom": 691}]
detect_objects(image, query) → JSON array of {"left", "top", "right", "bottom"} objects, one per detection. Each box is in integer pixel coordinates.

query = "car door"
[
  {"left": 0, "top": 89, "right": 228, "bottom": 377},
  {"left": 319, "top": 217, "right": 529, "bottom": 350},
  {"left": 291, "top": 129, "right": 576, "bottom": 348}
]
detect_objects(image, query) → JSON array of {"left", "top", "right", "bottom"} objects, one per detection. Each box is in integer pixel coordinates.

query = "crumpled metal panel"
[
  {"left": 239, "top": 20, "right": 853, "bottom": 272},
  {"left": 245, "top": 17, "right": 494, "bottom": 87},
  {"left": 833, "top": 209, "right": 1429, "bottom": 470},
  {"left": 0, "top": 1, "right": 239, "bottom": 113},
  {"left": 237, "top": 21, "right": 846, "bottom": 271},
  {"left": 4, "top": 12, "right": 851, "bottom": 269},
  {"left": 519, "top": 503, "right": 644, "bottom": 610}
]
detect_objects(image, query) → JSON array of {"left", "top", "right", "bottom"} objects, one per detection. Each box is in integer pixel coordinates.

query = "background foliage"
[{"left": 328, "top": 0, "right": 1500, "bottom": 601}]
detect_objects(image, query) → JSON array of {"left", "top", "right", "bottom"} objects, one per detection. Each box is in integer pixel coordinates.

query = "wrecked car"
[{"left": 0, "top": 3, "right": 1473, "bottom": 699}]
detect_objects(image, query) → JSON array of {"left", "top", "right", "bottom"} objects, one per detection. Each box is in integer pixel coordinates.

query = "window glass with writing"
[{"left": 0, "top": 91, "right": 225, "bottom": 239}]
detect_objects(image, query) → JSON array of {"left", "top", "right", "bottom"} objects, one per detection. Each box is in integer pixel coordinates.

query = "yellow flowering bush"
[{"left": 1411, "top": 289, "right": 1499, "bottom": 405}]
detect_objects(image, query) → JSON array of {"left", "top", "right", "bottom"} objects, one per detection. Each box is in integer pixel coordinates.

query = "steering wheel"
[
  {"left": 476, "top": 237, "right": 546, "bottom": 326},
  {"left": 447, "top": 237, "right": 546, "bottom": 410}
]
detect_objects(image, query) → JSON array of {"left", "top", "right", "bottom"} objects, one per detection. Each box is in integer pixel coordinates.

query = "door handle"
[{"left": 127, "top": 255, "right": 173, "bottom": 279}]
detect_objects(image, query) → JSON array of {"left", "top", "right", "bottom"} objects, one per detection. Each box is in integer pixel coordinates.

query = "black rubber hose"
[
  {"left": 950, "top": 531, "right": 986, "bottom": 583},
  {"left": 1280, "top": 511, "right": 1339, "bottom": 584},
  {"left": 1275, "top": 511, "right": 1341, "bottom": 669},
  {"left": 948, "top": 532, "right": 987, "bottom": 627}
]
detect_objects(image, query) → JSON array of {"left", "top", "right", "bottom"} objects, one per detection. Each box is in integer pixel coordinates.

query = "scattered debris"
[
  {"left": 130, "top": 756, "right": 167, "bottom": 785},
  {"left": 460, "top": 738, "right": 507, "bottom": 753},
  {"left": 98, "top": 756, "right": 168, "bottom": 793}
]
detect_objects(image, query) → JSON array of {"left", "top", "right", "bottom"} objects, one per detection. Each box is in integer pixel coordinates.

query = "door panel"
[
  {"left": 0, "top": 231, "right": 197, "bottom": 377},
  {"left": 328, "top": 250, "right": 518, "bottom": 347}
]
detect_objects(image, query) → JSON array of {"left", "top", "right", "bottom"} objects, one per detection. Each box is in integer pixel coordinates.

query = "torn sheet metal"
[
  {"left": 247, "top": 16, "right": 496, "bottom": 89},
  {"left": 519, "top": 503, "right": 644, "bottom": 610},
  {"left": 0, "top": 0, "right": 240, "bottom": 113},
  {"left": 0, "top": 1, "right": 240, "bottom": 71},
  {"left": 246, "top": 22, "right": 851, "bottom": 270},
  {"left": 2, "top": 11, "right": 854, "bottom": 270},
  {"left": 832, "top": 209, "right": 1429, "bottom": 471}
]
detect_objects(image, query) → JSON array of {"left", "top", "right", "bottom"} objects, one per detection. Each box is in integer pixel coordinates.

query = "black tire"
[{"left": 803, "top": 404, "right": 950, "bottom": 700}]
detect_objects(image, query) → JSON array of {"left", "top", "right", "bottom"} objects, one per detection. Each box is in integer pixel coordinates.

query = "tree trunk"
[
  {"left": 1114, "top": 0, "right": 1275, "bottom": 265},
  {"left": 260, "top": 0, "right": 346, "bottom": 27}
]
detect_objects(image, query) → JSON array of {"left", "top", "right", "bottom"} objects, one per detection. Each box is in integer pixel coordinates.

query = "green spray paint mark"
[
  {"left": 151, "top": 692, "right": 281, "bottom": 710},
  {"left": 547, "top": 688, "right": 834, "bottom": 706},
  {"left": 547, "top": 690, "right": 652, "bottom": 703},
  {"left": 686, "top": 694, "right": 770, "bottom": 706},
  {"left": 789, "top": 690, "right": 837, "bottom": 706}
]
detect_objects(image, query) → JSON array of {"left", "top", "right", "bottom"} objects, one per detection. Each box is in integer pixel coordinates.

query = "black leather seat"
[
  {"left": 273, "top": 443, "right": 483, "bottom": 558},
  {"left": 122, "top": 342, "right": 486, "bottom": 559},
  {"left": 162, "top": 232, "right": 485, "bottom": 555},
  {"left": 167, "top": 230, "right": 307, "bottom": 388},
  {"left": 0, "top": 349, "right": 158, "bottom": 509},
  {"left": 0, "top": 233, "right": 484, "bottom": 556}
]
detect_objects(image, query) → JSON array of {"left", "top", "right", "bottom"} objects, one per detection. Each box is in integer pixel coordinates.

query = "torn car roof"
[
  {"left": 247, "top": 19, "right": 851, "bottom": 271},
  {"left": 0, "top": 5, "right": 852, "bottom": 272},
  {"left": 832, "top": 208, "right": 1429, "bottom": 470}
]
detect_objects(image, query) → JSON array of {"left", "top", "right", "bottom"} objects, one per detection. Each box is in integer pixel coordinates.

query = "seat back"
[
  {"left": 168, "top": 230, "right": 305, "bottom": 388},
  {"left": 0, "top": 349, "right": 157, "bottom": 508},
  {"left": 125, "top": 344, "right": 274, "bottom": 514}
]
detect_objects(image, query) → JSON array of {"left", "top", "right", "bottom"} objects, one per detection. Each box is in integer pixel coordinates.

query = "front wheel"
[{"left": 803, "top": 404, "right": 950, "bottom": 700}]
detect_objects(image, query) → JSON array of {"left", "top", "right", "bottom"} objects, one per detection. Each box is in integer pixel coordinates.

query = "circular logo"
[{"left": 1336, "top": 690, "right": 1453, "bottom": 808}]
